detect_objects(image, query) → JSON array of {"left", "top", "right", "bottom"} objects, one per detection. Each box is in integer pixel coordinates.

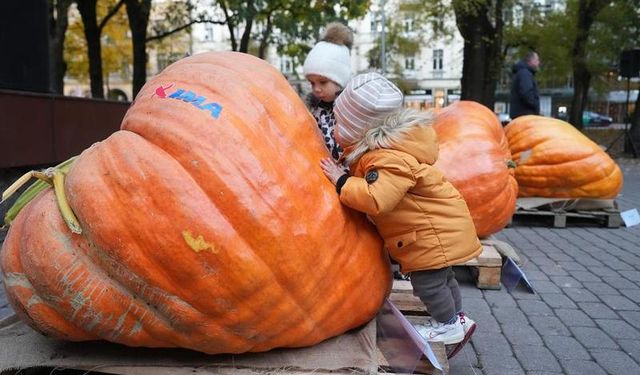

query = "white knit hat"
[
  {"left": 303, "top": 23, "right": 353, "bottom": 87},
  {"left": 334, "top": 72, "right": 404, "bottom": 146}
]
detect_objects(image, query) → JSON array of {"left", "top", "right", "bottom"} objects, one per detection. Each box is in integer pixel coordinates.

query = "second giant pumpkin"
[
  {"left": 433, "top": 101, "right": 518, "bottom": 238},
  {"left": 505, "top": 115, "right": 623, "bottom": 198},
  {"left": 0, "top": 52, "right": 391, "bottom": 354}
]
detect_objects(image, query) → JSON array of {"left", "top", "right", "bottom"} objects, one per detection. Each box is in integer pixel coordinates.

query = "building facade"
[{"left": 189, "top": 1, "right": 466, "bottom": 110}]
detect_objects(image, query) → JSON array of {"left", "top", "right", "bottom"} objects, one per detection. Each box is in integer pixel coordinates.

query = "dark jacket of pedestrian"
[{"left": 509, "top": 60, "right": 540, "bottom": 119}]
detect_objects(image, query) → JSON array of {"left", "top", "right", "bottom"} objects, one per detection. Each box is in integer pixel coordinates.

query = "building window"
[
  {"left": 204, "top": 24, "right": 214, "bottom": 41},
  {"left": 403, "top": 18, "right": 414, "bottom": 33},
  {"left": 280, "top": 57, "right": 293, "bottom": 74},
  {"left": 405, "top": 56, "right": 415, "bottom": 70},
  {"left": 370, "top": 19, "right": 382, "bottom": 34},
  {"left": 433, "top": 49, "right": 443, "bottom": 71}
]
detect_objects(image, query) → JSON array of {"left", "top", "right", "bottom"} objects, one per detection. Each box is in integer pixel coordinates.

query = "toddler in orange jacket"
[{"left": 320, "top": 73, "right": 481, "bottom": 356}]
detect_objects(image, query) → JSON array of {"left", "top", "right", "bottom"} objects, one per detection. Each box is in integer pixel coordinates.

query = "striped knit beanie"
[{"left": 334, "top": 72, "right": 404, "bottom": 146}]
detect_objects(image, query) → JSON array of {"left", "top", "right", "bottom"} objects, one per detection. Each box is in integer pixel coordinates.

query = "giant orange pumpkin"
[
  {"left": 433, "top": 101, "right": 518, "bottom": 238},
  {"left": 505, "top": 115, "right": 623, "bottom": 198},
  {"left": 0, "top": 52, "right": 391, "bottom": 354}
]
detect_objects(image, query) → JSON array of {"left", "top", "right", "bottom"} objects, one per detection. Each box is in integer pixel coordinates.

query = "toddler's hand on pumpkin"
[{"left": 320, "top": 158, "right": 345, "bottom": 185}]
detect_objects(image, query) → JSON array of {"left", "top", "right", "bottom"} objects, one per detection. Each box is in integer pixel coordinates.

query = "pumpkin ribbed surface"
[
  {"left": 433, "top": 101, "right": 518, "bottom": 238},
  {"left": 0, "top": 52, "right": 390, "bottom": 354},
  {"left": 504, "top": 115, "right": 623, "bottom": 198}
]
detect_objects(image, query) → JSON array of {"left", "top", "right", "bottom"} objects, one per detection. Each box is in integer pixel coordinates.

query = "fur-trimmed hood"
[{"left": 341, "top": 109, "right": 439, "bottom": 167}]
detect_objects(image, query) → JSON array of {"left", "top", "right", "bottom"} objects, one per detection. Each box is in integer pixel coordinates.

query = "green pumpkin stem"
[{"left": 2, "top": 157, "right": 78, "bottom": 229}]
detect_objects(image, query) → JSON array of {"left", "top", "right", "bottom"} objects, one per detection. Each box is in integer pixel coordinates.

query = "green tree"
[
  {"left": 504, "top": 1, "right": 638, "bottom": 128},
  {"left": 568, "top": 0, "right": 609, "bottom": 128},
  {"left": 76, "top": 0, "right": 125, "bottom": 98},
  {"left": 65, "top": 0, "right": 131, "bottom": 97},
  {"left": 216, "top": 0, "right": 368, "bottom": 60},
  {"left": 453, "top": 0, "right": 508, "bottom": 109}
]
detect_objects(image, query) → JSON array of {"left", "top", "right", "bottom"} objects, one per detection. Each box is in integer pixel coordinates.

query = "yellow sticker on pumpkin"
[{"left": 182, "top": 230, "right": 218, "bottom": 253}]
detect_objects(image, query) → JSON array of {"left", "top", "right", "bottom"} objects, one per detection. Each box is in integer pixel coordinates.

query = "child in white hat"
[
  {"left": 320, "top": 72, "right": 481, "bottom": 357},
  {"left": 303, "top": 22, "right": 353, "bottom": 163}
]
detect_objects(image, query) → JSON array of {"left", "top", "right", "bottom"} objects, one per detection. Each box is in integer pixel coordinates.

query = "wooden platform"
[
  {"left": 510, "top": 198, "right": 623, "bottom": 228},
  {"left": 458, "top": 242, "right": 503, "bottom": 290},
  {"left": 511, "top": 207, "right": 623, "bottom": 228}
]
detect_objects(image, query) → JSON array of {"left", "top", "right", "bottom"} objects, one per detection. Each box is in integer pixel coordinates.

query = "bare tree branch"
[
  {"left": 146, "top": 18, "right": 226, "bottom": 42},
  {"left": 98, "top": 0, "right": 125, "bottom": 32}
]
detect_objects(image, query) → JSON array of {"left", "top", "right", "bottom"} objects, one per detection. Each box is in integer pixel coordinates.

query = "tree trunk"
[
  {"left": 49, "top": 0, "right": 72, "bottom": 95},
  {"left": 453, "top": 0, "right": 504, "bottom": 110},
  {"left": 569, "top": 65, "right": 591, "bottom": 129},
  {"left": 568, "top": 0, "right": 608, "bottom": 129},
  {"left": 77, "top": 0, "right": 104, "bottom": 98},
  {"left": 258, "top": 14, "right": 273, "bottom": 59},
  {"left": 482, "top": 0, "right": 504, "bottom": 108},
  {"left": 124, "top": 0, "right": 151, "bottom": 98},
  {"left": 219, "top": 0, "right": 237, "bottom": 51},
  {"left": 238, "top": 0, "right": 255, "bottom": 53}
]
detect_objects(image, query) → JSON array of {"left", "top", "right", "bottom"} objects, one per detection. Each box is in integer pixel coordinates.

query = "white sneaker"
[
  {"left": 446, "top": 312, "right": 477, "bottom": 359},
  {"left": 414, "top": 323, "right": 431, "bottom": 339},
  {"left": 417, "top": 316, "right": 464, "bottom": 345},
  {"left": 459, "top": 312, "right": 477, "bottom": 336}
]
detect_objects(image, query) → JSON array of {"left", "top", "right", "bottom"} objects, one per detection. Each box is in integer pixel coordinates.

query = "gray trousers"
[{"left": 410, "top": 267, "right": 462, "bottom": 323}]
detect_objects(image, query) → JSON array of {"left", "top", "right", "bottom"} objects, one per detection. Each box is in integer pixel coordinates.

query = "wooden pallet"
[
  {"left": 457, "top": 243, "right": 503, "bottom": 290},
  {"left": 511, "top": 207, "right": 623, "bottom": 228},
  {"left": 392, "top": 242, "right": 504, "bottom": 292}
]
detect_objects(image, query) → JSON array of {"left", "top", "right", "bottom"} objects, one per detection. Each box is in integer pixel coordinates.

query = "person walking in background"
[
  {"left": 303, "top": 22, "right": 354, "bottom": 164},
  {"left": 319, "top": 73, "right": 481, "bottom": 358},
  {"left": 509, "top": 51, "right": 541, "bottom": 119}
]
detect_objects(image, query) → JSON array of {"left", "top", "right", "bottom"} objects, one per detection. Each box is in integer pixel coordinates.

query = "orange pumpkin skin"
[
  {"left": 433, "top": 101, "right": 518, "bottom": 238},
  {"left": 504, "top": 115, "right": 623, "bottom": 198},
  {"left": 0, "top": 52, "right": 391, "bottom": 354}
]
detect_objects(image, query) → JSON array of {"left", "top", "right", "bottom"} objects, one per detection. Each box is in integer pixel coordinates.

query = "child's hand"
[{"left": 320, "top": 158, "right": 345, "bottom": 185}]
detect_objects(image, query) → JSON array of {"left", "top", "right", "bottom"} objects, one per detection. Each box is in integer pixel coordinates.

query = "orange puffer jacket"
[{"left": 340, "top": 126, "right": 482, "bottom": 273}]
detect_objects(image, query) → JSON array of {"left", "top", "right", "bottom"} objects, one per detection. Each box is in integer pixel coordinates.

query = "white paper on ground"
[{"left": 620, "top": 208, "right": 640, "bottom": 227}]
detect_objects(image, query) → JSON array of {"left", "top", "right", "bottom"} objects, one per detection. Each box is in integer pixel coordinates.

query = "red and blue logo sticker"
[{"left": 153, "top": 84, "right": 222, "bottom": 119}]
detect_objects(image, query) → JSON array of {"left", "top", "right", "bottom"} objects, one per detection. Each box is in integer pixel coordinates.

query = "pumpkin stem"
[
  {"left": 2, "top": 157, "right": 77, "bottom": 228},
  {"left": 1, "top": 171, "right": 50, "bottom": 203},
  {"left": 506, "top": 159, "right": 517, "bottom": 169},
  {"left": 51, "top": 170, "right": 82, "bottom": 234}
]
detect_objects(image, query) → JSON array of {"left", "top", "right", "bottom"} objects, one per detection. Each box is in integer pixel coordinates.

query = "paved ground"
[
  {"left": 1, "top": 159, "right": 639, "bottom": 374},
  {"left": 449, "top": 158, "right": 640, "bottom": 375}
]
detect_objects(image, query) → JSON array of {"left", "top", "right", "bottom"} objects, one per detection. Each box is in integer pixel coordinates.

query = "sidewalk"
[
  {"left": 1, "top": 159, "right": 639, "bottom": 374},
  {"left": 450, "top": 158, "right": 640, "bottom": 374}
]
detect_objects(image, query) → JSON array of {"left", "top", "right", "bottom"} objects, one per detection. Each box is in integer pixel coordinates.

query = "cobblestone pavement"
[
  {"left": 449, "top": 158, "right": 640, "bottom": 375},
  {"left": 1, "top": 160, "right": 639, "bottom": 374}
]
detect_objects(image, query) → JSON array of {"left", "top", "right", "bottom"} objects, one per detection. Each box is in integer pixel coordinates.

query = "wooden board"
[
  {"left": 459, "top": 244, "right": 502, "bottom": 290},
  {"left": 389, "top": 280, "right": 429, "bottom": 316}
]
